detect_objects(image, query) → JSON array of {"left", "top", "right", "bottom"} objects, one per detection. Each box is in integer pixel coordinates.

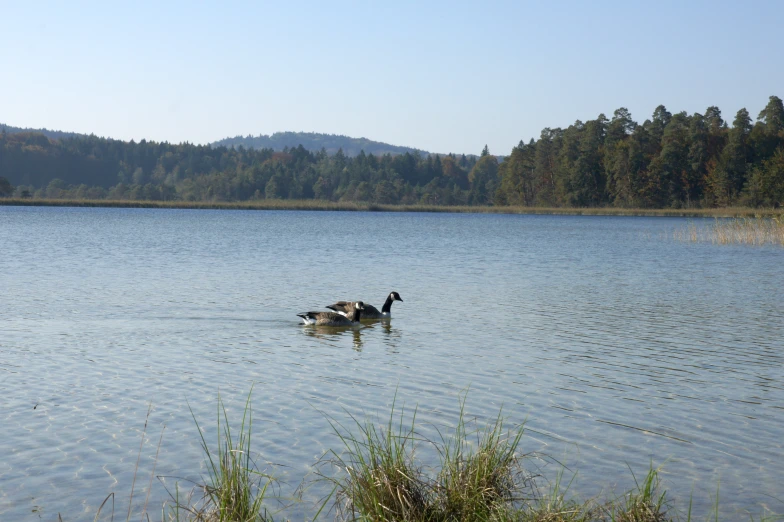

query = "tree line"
[{"left": 1, "top": 95, "right": 782, "bottom": 207}]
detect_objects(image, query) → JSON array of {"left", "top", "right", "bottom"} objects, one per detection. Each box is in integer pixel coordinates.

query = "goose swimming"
[
  {"left": 298, "top": 301, "right": 365, "bottom": 327},
  {"left": 326, "top": 292, "right": 403, "bottom": 319}
]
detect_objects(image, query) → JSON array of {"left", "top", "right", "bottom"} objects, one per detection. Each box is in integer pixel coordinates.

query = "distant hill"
[
  {"left": 0, "top": 123, "right": 89, "bottom": 141},
  {"left": 2, "top": 124, "right": 435, "bottom": 157},
  {"left": 211, "top": 131, "right": 431, "bottom": 157}
]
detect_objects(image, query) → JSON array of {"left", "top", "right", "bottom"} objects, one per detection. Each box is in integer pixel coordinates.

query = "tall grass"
[
  {"left": 434, "top": 402, "right": 528, "bottom": 520},
  {"left": 711, "top": 216, "right": 784, "bottom": 245},
  {"left": 318, "top": 395, "right": 685, "bottom": 522},
  {"left": 675, "top": 216, "right": 784, "bottom": 246},
  {"left": 605, "top": 466, "right": 668, "bottom": 522},
  {"left": 66, "top": 390, "right": 782, "bottom": 521},
  {"left": 320, "top": 395, "right": 533, "bottom": 521},
  {"left": 178, "top": 389, "right": 275, "bottom": 522},
  {"left": 321, "top": 399, "right": 431, "bottom": 521}
]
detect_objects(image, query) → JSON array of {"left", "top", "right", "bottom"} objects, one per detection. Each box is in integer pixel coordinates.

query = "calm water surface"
[{"left": 1, "top": 207, "right": 782, "bottom": 520}]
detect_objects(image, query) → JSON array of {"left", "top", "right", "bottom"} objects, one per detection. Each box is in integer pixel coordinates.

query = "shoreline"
[{"left": 1, "top": 198, "right": 782, "bottom": 218}]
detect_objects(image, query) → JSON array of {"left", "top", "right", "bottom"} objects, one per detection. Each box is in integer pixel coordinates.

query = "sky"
[{"left": 2, "top": 0, "right": 783, "bottom": 156}]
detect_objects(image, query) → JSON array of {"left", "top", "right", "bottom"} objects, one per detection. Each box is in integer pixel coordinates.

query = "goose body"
[
  {"left": 298, "top": 301, "right": 365, "bottom": 327},
  {"left": 326, "top": 292, "right": 403, "bottom": 320}
]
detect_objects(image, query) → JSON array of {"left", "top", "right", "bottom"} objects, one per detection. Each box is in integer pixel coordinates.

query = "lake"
[{"left": 1, "top": 206, "right": 782, "bottom": 520}]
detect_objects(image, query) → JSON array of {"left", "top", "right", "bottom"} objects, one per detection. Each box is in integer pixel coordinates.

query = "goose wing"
[
  {"left": 326, "top": 300, "right": 382, "bottom": 318},
  {"left": 325, "top": 301, "right": 353, "bottom": 313},
  {"left": 298, "top": 311, "right": 354, "bottom": 326}
]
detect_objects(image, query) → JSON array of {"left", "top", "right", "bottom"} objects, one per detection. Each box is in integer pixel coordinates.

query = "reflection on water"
[
  {"left": 302, "top": 325, "right": 366, "bottom": 351},
  {"left": 1, "top": 207, "right": 783, "bottom": 520},
  {"left": 301, "top": 319, "right": 399, "bottom": 352}
]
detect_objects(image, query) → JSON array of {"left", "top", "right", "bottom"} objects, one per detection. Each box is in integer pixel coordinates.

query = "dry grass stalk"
[{"left": 675, "top": 216, "right": 784, "bottom": 246}]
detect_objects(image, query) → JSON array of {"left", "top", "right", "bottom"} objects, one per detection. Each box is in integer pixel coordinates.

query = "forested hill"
[
  {"left": 1, "top": 95, "right": 783, "bottom": 208},
  {"left": 211, "top": 131, "right": 429, "bottom": 157},
  {"left": 0, "top": 124, "right": 431, "bottom": 157},
  {"left": 0, "top": 123, "right": 88, "bottom": 141}
]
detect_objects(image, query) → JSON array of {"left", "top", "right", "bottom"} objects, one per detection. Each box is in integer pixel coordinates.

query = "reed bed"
[
  {"left": 3, "top": 197, "right": 783, "bottom": 218},
  {"left": 675, "top": 216, "right": 784, "bottom": 246}
]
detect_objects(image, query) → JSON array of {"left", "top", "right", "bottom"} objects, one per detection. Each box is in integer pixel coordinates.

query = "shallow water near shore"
[{"left": 1, "top": 206, "right": 783, "bottom": 520}]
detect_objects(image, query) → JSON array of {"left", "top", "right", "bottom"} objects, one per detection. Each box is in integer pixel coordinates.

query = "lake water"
[{"left": 1, "top": 206, "right": 782, "bottom": 520}]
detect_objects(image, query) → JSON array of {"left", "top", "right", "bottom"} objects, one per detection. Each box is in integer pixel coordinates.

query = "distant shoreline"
[{"left": 1, "top": 198, "right": 781, "bottom": 218}]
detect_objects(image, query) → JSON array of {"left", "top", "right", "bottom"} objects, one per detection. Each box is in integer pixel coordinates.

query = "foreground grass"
[
  {"left": 320, "top": 397, "right": 532, "bottom": 521},
  {"left": 180, "top": 390, "right": 274, "bottom": 522},
  {"left": 675, "top": 216, "right": 784, "bottom": 246},
  {"left": 3, "top": 197, "right": 783, "bottom": 218},
  {"left": 67, "top": 392, "right": 782, "bottom": 521},
  {"left": 320, "top": 396, "right": 679, "bottom": 522}
]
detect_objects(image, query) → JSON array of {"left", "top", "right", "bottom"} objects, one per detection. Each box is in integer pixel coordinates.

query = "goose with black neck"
[{"left": 326, "top": 291, "right": 403, "bottom": 320}]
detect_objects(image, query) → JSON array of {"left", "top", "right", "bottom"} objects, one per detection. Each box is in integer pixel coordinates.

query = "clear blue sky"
[{"left": 2, "top": 1, "right": 782, "bottom": 155}]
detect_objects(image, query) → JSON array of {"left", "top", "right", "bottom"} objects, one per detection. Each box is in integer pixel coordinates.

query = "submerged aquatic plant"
[
  {"left": 74, "top": 390, "right": 277, "bottom": 522},
  {"left": 78, "top": 404, "right": 165, "bottom": 522}
]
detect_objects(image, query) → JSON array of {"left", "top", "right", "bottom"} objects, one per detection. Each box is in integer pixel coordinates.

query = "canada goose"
[
  {"left": 326, "top": 292, "right": 403, "bottom": 320},
  {"left": 298, "top": 301, "right": 365, "bottom": 327}
]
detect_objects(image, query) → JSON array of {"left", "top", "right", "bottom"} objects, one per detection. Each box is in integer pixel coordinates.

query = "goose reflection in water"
[
  {"left": 377, "top": 320, "right": 403, "bottom": 352},
  {"left": 355, "top": 319, "right": 400, "bottom": 347},
  {"left": 302, "top": 325, "right": 366, "bottom": 351},
  {"left": 359, "top": 319, "right": 403, "bottom": 351},
  {"left": 299, "top": 317, "right": 402, "bottom": 352}
]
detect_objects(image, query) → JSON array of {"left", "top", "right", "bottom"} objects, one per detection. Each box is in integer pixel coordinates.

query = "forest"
[
  {"left": 212, "top": 131, "right": 430, "bottom": 157},
  {"left": 1, "top": 95, "right": 783, "bottom": 208}
]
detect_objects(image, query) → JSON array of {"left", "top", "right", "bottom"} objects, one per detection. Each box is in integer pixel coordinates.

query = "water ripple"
[{"left": 1, "top": 208, "right": 782, "bottom": 520}]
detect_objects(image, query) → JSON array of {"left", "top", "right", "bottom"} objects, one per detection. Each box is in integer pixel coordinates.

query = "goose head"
[{"left": 390, "top": 292, "right": 403, "bottom": 302}]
